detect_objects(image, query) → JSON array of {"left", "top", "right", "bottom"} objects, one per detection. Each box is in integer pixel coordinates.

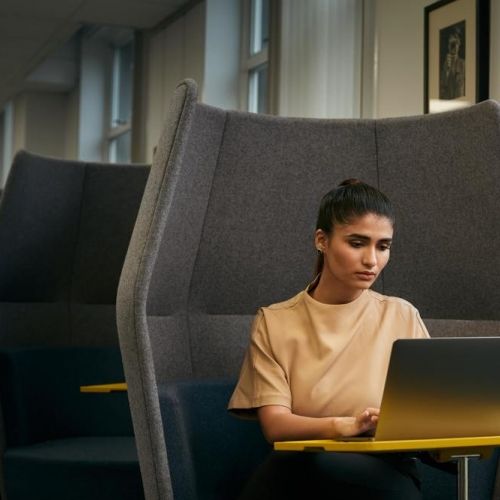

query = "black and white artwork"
[{"left": 439, "top": 20, "right": 466, "bottom": 99}]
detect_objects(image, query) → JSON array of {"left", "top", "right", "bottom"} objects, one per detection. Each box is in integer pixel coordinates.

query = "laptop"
[{"left": 340, "top": 337, "right": 500, "bottom": 441}]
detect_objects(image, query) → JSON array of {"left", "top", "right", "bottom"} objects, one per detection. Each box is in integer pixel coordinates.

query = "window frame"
[{"left": 240, "top": 0, "right": 271, "bottom": 113}]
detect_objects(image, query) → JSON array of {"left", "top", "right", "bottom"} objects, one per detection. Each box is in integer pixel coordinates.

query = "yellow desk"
[
  {"left": 80, "top": 382, "right": 128, "bottom": 393},
  {"left": 275, "top": 436, "right": 500, "bottom": 500}
]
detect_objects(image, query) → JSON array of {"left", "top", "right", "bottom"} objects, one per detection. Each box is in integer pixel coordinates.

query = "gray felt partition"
[
  {"left": 0, "top": 151, "right": 150, "bottom": 499},
  {"left": 117, "top": 79, "right": 500, "bottom": 500},
  {"left": 0, "top": 151, "right": 150, "bottom": 347},
  {"left": 377, "top": 106, "right": 500, "bottom": 320}
]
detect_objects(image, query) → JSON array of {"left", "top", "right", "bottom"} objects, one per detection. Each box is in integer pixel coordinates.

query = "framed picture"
[{"left": 424, "top": 0, "right": 490, "bottom": 114}]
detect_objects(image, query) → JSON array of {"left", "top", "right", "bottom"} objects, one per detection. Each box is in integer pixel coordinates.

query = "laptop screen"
[{"left": 374, "top": 337, "right": 500, "bottom": 441}]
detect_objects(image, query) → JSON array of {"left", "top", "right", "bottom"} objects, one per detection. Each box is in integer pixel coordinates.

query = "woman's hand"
[
  {"left": 333, "top": 407, "right": 379, "bottom": 437},
  {"left": 257, "top": 405, "right": 380, "bottom": 443}
]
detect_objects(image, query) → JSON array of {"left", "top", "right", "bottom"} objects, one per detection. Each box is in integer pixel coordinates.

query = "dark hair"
[{"left": 314, "top": 179, "right": 395, "bottom": 276}]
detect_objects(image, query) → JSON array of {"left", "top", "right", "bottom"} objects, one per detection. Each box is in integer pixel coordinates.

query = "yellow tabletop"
[
  {"left": 80, "top": 382, "right": 128, "bottom": 393},
  {"left": 275, "top": 436, "right": 500, "bottom": 461}
]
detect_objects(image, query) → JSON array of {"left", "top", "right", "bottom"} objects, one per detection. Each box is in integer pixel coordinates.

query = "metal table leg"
[
  {"left": 452, "top": 454, "right": 482, "bottom": 500},
  {"left": 456, "top": 456, "right": 469, "bottom": 500},
  {"left": 435, "top": 448, "right": 494, "bottom": 500}
]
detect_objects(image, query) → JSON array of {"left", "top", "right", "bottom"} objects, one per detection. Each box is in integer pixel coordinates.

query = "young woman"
[{"left": 228, "top": 179, "right": 429, "bottom": 499}]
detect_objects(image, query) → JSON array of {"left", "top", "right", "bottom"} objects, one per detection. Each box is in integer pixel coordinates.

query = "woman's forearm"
[
  {"left": 258, "top": 405, "right": 379, "bottom": 443},
  {"left": 259, "top": 409, "right": 336, "bottom": 442}
]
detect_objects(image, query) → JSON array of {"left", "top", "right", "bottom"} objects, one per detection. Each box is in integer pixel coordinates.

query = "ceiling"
[{"left": 0, "top": 0, "right": 193, "bottom": 109}]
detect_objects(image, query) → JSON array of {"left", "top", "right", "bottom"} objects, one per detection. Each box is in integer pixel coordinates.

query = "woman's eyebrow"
[{"left": 345, "top": 233, "right": 370, "bottom": 240}]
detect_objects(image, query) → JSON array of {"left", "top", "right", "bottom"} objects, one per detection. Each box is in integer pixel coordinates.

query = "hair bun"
[{"left": 338, "top": 178, "right": 362, "bottom": 187}]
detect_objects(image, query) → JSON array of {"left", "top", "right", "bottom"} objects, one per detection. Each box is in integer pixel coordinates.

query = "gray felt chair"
[
  {"left": 117, "top": 79, "right": 500, "bottom": 500},
  {"left": 0, "top": 150, "right": 149, "bottom": 500}
]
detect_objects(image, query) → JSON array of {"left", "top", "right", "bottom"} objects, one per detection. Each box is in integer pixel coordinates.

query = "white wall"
[
  {"left": 372, "top": 0, "right": 428, "bottom": 118},
  {"left": 142, "top": 3, "right": 205, "bottom": 163},
  {"left": 9, "top": 91, "right": 72, "bottom": 161},
  {"left": 202, "top": 0, "right": 241, "bottom": 110},
  {"left": 25, "top": 92, "right": 68, "bottom": 157}
]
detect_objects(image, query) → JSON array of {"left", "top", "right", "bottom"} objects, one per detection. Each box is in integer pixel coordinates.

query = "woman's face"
[{"left": 315, "top": 213, "right": 393, "bottom": 301}]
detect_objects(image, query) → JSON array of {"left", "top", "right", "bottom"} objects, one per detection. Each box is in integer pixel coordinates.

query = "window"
[
  {"left": 242, "top": 0, "right": 270, "bottom": 113},
  {"left": 108, "top": 40, "right": 134, "bottom": 163},
  {"left": 250, "top": 0, "right": 269, "bottom": 55},
  {"left": 248, "top": 64, "right": 268, "bottom": 114}
]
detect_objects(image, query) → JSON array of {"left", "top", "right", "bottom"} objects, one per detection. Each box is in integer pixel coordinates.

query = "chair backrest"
[
  {"left": 0, "top": 150, "right": 149, "bottom": 347},
  {"left": 0, "top": 150, "right": 149, "bottom": 494},
  {"left": 117, "top": 79, "right": 500, "bottom": 500}
]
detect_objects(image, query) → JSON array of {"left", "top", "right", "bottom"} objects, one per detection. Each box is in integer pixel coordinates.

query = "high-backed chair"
[
  {"left": 0, "top": 150, "right": 149, "bottom": 499},
  {"left": 117, "top": 79, "right": 500, "bottom": 500}
]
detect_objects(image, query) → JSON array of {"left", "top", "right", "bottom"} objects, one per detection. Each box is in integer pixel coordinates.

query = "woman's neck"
[{"left": 309, "top": 273, "right": 364, "bottom": 305}]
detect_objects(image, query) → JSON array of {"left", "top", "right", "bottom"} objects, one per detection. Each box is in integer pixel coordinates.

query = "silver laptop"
[{"left": 341, "top": 337, "right": 500, "bottom": 441}]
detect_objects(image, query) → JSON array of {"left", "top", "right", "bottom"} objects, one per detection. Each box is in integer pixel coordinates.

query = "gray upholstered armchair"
[
  {"left": 117, "top": 79, "right": 500, "bottom": 500},
  {"left": 0, "top": 151, "right": 149, "bottom": 500}
]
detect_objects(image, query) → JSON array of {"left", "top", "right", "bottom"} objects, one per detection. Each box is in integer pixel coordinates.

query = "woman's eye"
[{"left": 349, "top": 241, "right": 363, "bottom": 248}]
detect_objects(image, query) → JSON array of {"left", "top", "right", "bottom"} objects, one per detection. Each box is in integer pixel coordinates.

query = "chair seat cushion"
[
  {"left": 5, "top": 436, "right": 139, "bottom": 464},
  {"left": 4, "top": 436, "right": 144, "bottom": 500},
  {"left": 0, "top": 347, "right": 134, "bottom": 446}
]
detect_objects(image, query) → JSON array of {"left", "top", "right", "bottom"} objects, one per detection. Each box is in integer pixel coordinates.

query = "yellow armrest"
[{"left": 80, "top": 382, "right": 128, "bottom": 393}]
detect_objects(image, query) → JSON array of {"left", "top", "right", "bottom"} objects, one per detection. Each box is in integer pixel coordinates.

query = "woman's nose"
[{"left": 362, "top": 247, "right": 377, "bottom": 267}]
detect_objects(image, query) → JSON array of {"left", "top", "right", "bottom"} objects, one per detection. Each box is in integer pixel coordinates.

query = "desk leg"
[
  {"left": 437, "top": 450, "right": 487, "bottom": 500},
  {"left": 456, "top": 456, "right": 469, "bottom": 500}
]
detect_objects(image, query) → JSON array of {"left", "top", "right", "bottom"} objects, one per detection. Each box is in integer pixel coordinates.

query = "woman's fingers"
[
  {"left": 357, "top": 408, "right": 379, "bottom": 421},
  {"left": 355, "top": 408, "right": 380, "bottom": 432}
]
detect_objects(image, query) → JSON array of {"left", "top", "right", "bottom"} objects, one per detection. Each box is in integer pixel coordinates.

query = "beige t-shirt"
[{"left": 228, "top": 287, "right": 429, "bottom": 418}]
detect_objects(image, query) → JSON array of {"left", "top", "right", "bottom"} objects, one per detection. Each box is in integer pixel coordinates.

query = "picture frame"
[{"left": 424, "top": 0, "right": 490, "bottom": 114}]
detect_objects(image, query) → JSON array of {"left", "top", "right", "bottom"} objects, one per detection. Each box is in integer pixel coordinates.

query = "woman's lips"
[{"left": 355, "top": 272, "right": 376, "bottom": 281}]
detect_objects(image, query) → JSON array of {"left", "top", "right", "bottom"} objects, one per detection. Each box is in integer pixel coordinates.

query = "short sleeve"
[
  {"left": 413, "top": 309, "right": 431, "bottom": 339},
  {"left": 228, "top": 310, "right": 291, "bottom": 418}
]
